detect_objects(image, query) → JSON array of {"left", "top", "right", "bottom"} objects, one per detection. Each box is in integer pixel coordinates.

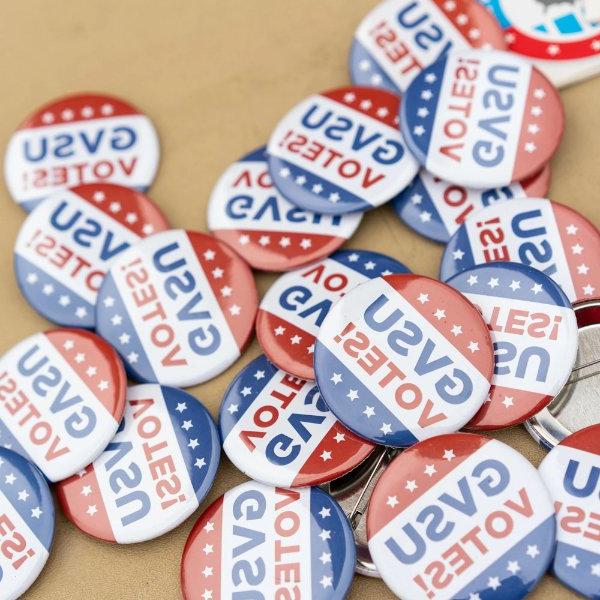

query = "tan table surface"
[{"left": 1, "top": 1, "right": 598, "bottom": 598}]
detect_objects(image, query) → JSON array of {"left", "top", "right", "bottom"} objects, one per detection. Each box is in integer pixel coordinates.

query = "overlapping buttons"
[
  {"left": 314, "top": 274, "right": 494, "bottom": 446},
  {"left": 440, "top": 198, "right": 600, "bottom": 304},
  {"left": 219, "top": 355, "right": 375, "bottom": 487},
  {"left": 256, "top": 250, "right": 410, "bottom": 379},
  {"left": 96, "top": 229, "right": 258, "bottom": 387},
  {"left": 367, "top": 433, "right": 556, "bottom": 599},
  {"left": 0, "top": 328, "right": 126, "bottom": 482},
  {"left": 56, "top": 384, "right": 220, "bottom": 543},
  {"left": 4, "top": 93, "right": 160, "bottom": 212},
  {"left": 401, "top": 49, "right": 564, "bottom": 188},
  {"left": 14, "top": 183, "right": 169, "bottom": 328},
  {"left": 181, "top": 481, "right": 356, "bottom": 600},
  {"left": 207, "top": 146, "right": 362, "bottom": 271},
  {"left": 267, "top": 86, "right": 419, "bottom": 214}
]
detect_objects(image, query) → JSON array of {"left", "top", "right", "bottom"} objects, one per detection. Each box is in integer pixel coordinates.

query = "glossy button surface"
[{"left": 314, "top": 274, "right": 494, "bottom": 446}]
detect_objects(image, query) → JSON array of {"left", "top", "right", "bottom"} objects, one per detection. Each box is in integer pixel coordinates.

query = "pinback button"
[
  {"left": 4, "top": 93, "right": 160, "bottom": 213},
  {"left": 0, "top": 329, "right": 126, "bottom": 482},
  {"left": 393, "top": 164, "right": 551, "bottom": 243},
  {"left": 256, "top": 249, "right": 411, "bottom": 380},
  {"left": 526, "top": 299, "right": 600, "bottom": 449},
  {"left": 400, "top": 49, "right": 564, "bottom": 188},
  {"left": 447, "top": 262, "right": 578, "bottom": 429},
  {"left": 323, "top": 446, "right": 399, "bottom": 578},
  {"left": 314, "top": 274, "right": 494, "bottom": 447},
  {"left": 267, "top": 86, "right": 419, "bottom": 215},
  {"left": 95, "top": 229, "right": 258, "bottom": 387},
  {"left": 367, "top": 433, "right": 556, "bottom": 600},
  {"left": 538, "top": 424, "right": 600, "bottom": 599},
  {"left": 56, "top": 384, "right": 220, "bottom": 543},
  {"left": 207, "top": 146, "right": 363, "bottom": 271},
  {"left": 14, "top": 183, "right": 170, "bottom": 329},
  {"left": 0, "top": 449, "right": 55, "bottom": 600},
  {"left": 350, "top": 0, "right": 507, "bottom": 94},
  {"left": 482, "top": 0, "right": 600, "bottom": 88},
  {"left": 219, "top": 354, "right": 375, "bottom": 487},
  {"left": 180, "top": 480, "right": 356, "bottom": 600},
  {"left": 439, "top": 198, "right": 600, "bottom": 304}
]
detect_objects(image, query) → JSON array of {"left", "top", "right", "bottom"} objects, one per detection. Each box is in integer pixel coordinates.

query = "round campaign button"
[
  {"left": 0, "top": 329, "right": 126, "bottom": 482},
  {"left": 314, "top": 274, "right": 494, "bottom": 446},
  {"left": 56, "top": 384, "right": 220, "bottom": 544},
  {"left": 14, "top": 183, "right": 170, "bottom": 329},
  {"left": 219, "top": 354, "right": 375, "bottom": 487},
  {"left": 350, "top": 0, "right": 507, "bottom": 94},
  {"left": 0, "top": 448, "right": 54, "bottom": 600},
  {"left": 207, "top": 146, "right": 363, "bottom": 271},
  {"left": 400, "top": 49, "right": 564, "bottom": 188},
  {"left": 4, "top": 93, "right": 160, "bottom": 213},
  {"left": 538, "top": 424, "right": 600, "bottom": 599},
  {"left": 96, "top": 229, "right": 258, "bottom": 387},
  {"left": 367, "top": 433, "right": 556, "bottom": 600},
  {"left": 180, "top": 480, "right": 356, "bottom": 600},
  {"left": 393, "top": 164, "right": 551, "bottom": 243},
  {"left": 256, "top": 249, "right": 411, "bottom": 380},
  {"left": 267, "top": 86, "right": 420, "bottom": 214},
  {"left": 483, "top": 0, "right": 600, "bottom": 88},
  {"left": 447, "top": 262, "right": 578, "bottom": 430},
  {"left": 439, "top": 198, "right": 600, "bottom": 304}
]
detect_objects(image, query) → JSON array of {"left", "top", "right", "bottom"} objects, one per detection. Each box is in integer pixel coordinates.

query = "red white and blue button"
[
  {"left": 219, "top": 354, "right": 375, "bottom": 487},
  {"left": 180, "top": 480, "right": 356, "bottom": 600},
  {"left": 314, "top": 274, "right": 494, "bottom": 446},
  {"left": 207, "top": 146, "right": 362, "bottom": 271},
  {"left": 538, "top": 424, "right": 600, "bottom": 599},
  {"left": 482, "top": 0, "right": 600, "bottom": 87},
  {"left": 447, "top": 262, "right": 578, "bottom": 430},
  {"left": 4, "top": 93, "right": 160, "bottom": 213},
  {"left": 392, "top": 164, "right": 551, "bottom": 243},
  {"left": 367, "top": 433, "right": 556, "bottom": 600},
  {"left": 256, "top": 249, "right": 411, "bottom": 380},
  {"left": 0, "top": 329, "right": 126, "bottom": 482},
  {"left": 56, "top": 384, "right": 220, "bottom": 543},
  {"left": 95, "top": 229, "right": 258, "bottom": 387},
  {"left": 267, "top": 86, "right": 419, "bottom": 214},
  {"left": 350, "top": 0, "right": 507, "bottom": 94},
  {"left": 400, "top": 49, "right": 564, "bottom": 188},
  {"left": 0, "top": 448, "right": 54, "bottom": 600},
  {"left": 14, "top": 183, "right": 169, "bottom": 329},
  {"left": 440, "top": 198, "right": 600, "bottom": 304}
]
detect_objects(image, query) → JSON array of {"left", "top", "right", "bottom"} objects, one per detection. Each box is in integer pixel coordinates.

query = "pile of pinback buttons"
[{"left": 2, "top": 1, "right": 600, "bottom": 598}]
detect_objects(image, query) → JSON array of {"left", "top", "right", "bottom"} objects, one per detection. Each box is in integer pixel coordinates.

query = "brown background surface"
[{"left": 0, "top": 1, "right": 597, "bottom": 598}]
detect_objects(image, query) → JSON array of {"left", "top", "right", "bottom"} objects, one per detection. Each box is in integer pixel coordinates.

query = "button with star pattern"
[
  {"left": 0, "top": 448, "right": 55, "bottom": 600},
  {"left": 267, "top": 86, "right": 419, "bottom": 214},
  {"left": 56, "top": 384, "right": 220, "bottom": 543},
  {"left": 367, "top": 433, "right": 556, "bottom": 600},
  {"left": 350, "top": 0, "right": 507, "bottom": 94},
  {"left": 4, "top": 93, "right": 160, "bottom": 212},
  {"left": 447, "top": 262, "right": 578, "bottom": 430},
  {"left": 314, "top": 274, "right": 494, "bottom": 446},
  {"left": 95, "top": 229, "right": 258, "bottom": 387},
  {"left": 538, "top": 424, "right": 600, "bottom": 599},
  {"left": 207, "top": 146, "right": 363, "bottom": 271},
  {"left": 14, "top": 183, "right": 170, "bottom": 329},
  {"left": 392, "top": 164, "right": 551, "bottom": 243},
  {"left": 256, "top": 250, "right": 411, "bottom": 380},
  {"left": 400, "top": 49, "right": 564, "bottom": 188},
  {"left": 180, "top": 480, "right": 356, "bottom": 600},
  {"left": 439, "top": 198, "right": 600, "bottom": 304},
  {"left": 219, "top": 354, "right": 375, "bottom": 487},
  {"left": 482, "top": 0, "right": 600, "bottom": 88},
  {"left": 0, "top": 329, "right": 126, "bottom": 482}
]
